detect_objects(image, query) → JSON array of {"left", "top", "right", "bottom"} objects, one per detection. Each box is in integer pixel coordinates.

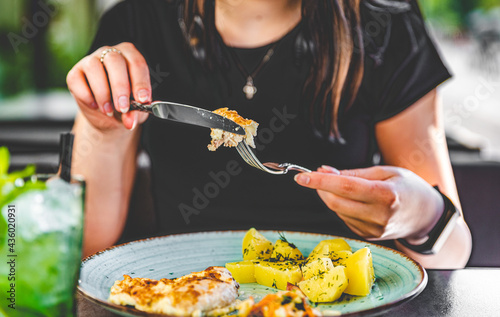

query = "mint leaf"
[
  {"left": 0, "top": 147, "right": 44, "bottom": 210},
  {"left": 4, "top": 164, "right": 36, "bottom": 182},
  {"left": 0, "top": 146, "right": 9, "bottom": 176}
]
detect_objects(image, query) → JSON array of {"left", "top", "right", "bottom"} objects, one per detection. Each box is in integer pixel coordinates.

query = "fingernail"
[
  {"left": 103, "top": 102, "right": 114, "bottom": 116},
  {"left": 321, "top": 165, "right": 340, "bottom": 175},
  {"left": 137, "top": 89, "right": 149, "bottom": 103},
  {"left": 118, "top": 95, "right": 129, "bottom": 113},
  {"left": 89, "top": 102, "right": 98, "bottom": 109},
  {"left": 129, "top": 112, "right": 138, "bottom": 130},
  {"left": 294, "top": 173, "right": 310, "bottom": 185}
]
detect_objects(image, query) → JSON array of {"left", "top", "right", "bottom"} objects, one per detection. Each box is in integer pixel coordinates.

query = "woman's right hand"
[{"left": 67, "top": 42, "right": 151, "bottom": 132}]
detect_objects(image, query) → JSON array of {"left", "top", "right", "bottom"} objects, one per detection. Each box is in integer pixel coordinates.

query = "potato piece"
[
  {"left": 308, "top": 239, "right": 352, "bottom": 260},
  {"left": 298, "top": 266, "right": 348, "bottom": 303},
  {"left": 254, "top": 260, "right": 302, "bottom": 290},
  {"left": 330, "top": 250, "right": 352, "bottom": 267},
  {"left": 242, "top": 228, "right": 273, "bottom": 260},
  {"left": 343, "top": 247, "right": 375, "bottom": 296},
  {"left": 271, "top": 239, "right": 303, "bottom": 261},
  {"left": 225, "top": 260, "right": 257, "bottom": 284},
  {"left": 301, "top": 257, "right": 335, "bottom": 280}
]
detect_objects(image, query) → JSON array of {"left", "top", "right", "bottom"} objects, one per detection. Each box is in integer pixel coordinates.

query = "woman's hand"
[
  {"left": 294, "top": 165, "right": 445, "bottom": 242},
  {"left": 66, "top": 42, "right": 150, "bottom": 132}
]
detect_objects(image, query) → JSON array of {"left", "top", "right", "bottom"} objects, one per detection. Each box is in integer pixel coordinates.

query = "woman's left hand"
[{"left": 294, "top": 165, "right": 444, "bottom": 242}]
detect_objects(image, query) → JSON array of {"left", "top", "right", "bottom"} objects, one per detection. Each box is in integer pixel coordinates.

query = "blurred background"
[{"left": 0, "top": 0, "right": 499, "bottom": 266}]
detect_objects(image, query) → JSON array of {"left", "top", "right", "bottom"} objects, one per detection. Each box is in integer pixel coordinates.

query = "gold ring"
[{"left": 99, "top": 47, "right": 122, "bottom": 63}]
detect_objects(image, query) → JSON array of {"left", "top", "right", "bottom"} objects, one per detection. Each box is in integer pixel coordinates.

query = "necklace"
[{"left": 228, "top": 41, "right": 279, "bottom": 100}]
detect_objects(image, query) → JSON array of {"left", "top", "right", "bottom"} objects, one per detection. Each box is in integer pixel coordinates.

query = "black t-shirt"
[{"left": 89, "top": 0, "right": 451, "bottom": 238}]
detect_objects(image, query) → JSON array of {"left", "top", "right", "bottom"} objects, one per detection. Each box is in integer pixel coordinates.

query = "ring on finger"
[{"left": 99, "top": 47, "right": 122, "bottom": 64}]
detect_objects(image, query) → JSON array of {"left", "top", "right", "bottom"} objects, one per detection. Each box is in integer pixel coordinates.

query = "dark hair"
[{"left": 182, "top": 0, "right": 364, "bottom": 142}]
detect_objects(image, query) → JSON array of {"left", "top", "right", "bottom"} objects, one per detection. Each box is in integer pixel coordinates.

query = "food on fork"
[
  {"left": 108, "top": 266, "right": 239, "bottom": 316},
  {"left": 208, "top": 107, "right": 258, "bottom": 151}
]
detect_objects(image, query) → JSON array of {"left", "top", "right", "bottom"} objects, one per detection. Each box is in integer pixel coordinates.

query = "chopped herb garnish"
[{"left": 281, "top": 295, "right": 293, "bottom": 305}]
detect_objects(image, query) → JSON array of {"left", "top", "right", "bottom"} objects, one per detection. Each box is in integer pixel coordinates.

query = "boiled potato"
[
  {"left": 301, "top": 257, "right": 335, "bottom": 280},
  {"left": 308, "top": 238, "right": 352, "bottom": 260},
  {"left": 343, "top": 247, "right": 375, "bottom": 296},
  {"left": 242, "top": 228, "right": 273, "bottom": 260},
  {"left": 254, "top": 260, "right": 302, "bottom": 290},
  {"left": 330, "top": 250, "right": 352, "bottom": 266},
  {"left": 225, "top": 260, "right": 257, "bottom": 283},
  {"left": 271, "top": 239, "right": 303, "bottom": 261},
  {"left": 298, "top": 266, "right": 348, "bottom": 302}
]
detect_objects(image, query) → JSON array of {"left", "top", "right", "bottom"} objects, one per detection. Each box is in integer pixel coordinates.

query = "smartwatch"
[{"left": 397, "top": 186, "right": 460, "bottom": 255}]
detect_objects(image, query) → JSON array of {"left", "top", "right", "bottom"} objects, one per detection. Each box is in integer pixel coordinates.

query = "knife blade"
[{"left": 129, "top": 100, "right": 245, "bottom": 135}]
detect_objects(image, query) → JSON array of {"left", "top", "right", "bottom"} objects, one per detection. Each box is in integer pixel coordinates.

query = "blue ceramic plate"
[{"left": 78, "top": 230, "right": 427, "bottom": 316}]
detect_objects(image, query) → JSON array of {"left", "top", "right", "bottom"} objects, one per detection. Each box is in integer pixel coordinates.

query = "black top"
[{"left": 90, "top": 0, "right": 451, "bottom": 239}]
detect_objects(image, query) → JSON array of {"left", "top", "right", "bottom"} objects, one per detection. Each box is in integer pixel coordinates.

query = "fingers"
[
  {"left": 339, "top": 165, "right": 398, "bottom": 180},
  {"left": 82, "top": 55, "right": 113, "bottom": 116},
  {"left": 101, "top": 47, "right": 131, "bottom": 114},
  {"left": 316, "top": 189, "right": 369, "bottom": 220},
  {"left": 67, "top": 43, "right": 151, "bottom": 131},
  {"left": 66, "top": 67, "right": 98, "bottom": 110},
  {"left": 121, "top": 111, "right": 139, "bottom": 130},
  {"left": 316, "top": 189, "right": 395, "bottom": 240},
  {"left": 117, "top": 43, "right": 152, "bottom": 104},
  {"left": 295, "top": 171, "right": 394, "bottom": 203}
]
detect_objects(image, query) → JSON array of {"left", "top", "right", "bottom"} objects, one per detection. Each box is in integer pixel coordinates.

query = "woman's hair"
[{"left": 182, "top": 0, "right": 364, "bottom": 142}]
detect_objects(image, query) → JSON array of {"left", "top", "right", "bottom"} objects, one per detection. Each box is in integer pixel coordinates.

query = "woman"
[{"left": 67, "top": 0, "right": 471, "bottom": 268}]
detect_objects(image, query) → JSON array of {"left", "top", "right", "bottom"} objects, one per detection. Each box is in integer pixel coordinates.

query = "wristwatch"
[{"left": 397, "top": 186, "right": 460, "bottom": 255}]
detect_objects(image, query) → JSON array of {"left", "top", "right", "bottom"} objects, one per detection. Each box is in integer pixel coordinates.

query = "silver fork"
[{"left": 235, "top": 141, "right": 311, "bottom": 174}]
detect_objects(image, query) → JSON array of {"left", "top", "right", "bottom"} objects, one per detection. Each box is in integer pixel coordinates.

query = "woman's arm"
[
  {"left": 67, "top": 43, "right": 152, "bottom": 257},
  {"left": 72, "top": 114, "right": 141, "bottom": 257},
  {"left": 294, "top": 89, "right": 472, "bottom": 268},
  {"left": 375, "top": 89, "right": 472, "bottom": 268}
]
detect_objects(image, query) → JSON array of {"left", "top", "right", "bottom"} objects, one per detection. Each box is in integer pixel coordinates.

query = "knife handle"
[{"left": 129, "top": 100, "right": 152, "bottom": 112}]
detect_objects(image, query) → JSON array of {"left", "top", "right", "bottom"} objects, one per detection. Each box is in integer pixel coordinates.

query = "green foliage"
[
  {"left": 420, "top": 0, "right": 500, "bottom": 32},
  {"left": 0, "top": 0, "right": 97, "bottom": 99},
  {"left": 0, "top": 147, "right": 46, "bottom": 210}
]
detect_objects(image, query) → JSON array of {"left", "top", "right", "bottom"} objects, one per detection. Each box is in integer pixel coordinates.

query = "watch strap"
[{"left": 397, "top": 186, "right": 460, "bottom": 255}]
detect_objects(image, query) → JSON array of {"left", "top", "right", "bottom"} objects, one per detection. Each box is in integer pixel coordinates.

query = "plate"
[{"left": 78, "top": 230, "right": 427, "bottom": 316}]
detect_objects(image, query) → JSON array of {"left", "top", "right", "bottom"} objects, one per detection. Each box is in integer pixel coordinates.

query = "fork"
[{"left": 235, "top": 141, "right": 311, "bottom": 174}]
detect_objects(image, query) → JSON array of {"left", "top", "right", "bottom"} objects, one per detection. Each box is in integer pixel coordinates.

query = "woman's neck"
[{"left": 215, "top": 0, "right": 302, "bottom": 48}]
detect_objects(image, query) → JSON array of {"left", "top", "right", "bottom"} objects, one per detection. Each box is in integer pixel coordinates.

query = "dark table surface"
[{"left": 77, "top": 268, "right": 500, "bottom": 317}]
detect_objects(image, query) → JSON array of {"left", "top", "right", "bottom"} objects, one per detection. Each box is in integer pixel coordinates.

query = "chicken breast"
[
  {"left": 109, "top": 266, "right": 239, "bottom": 316},
  {"left": 208, "top": 108, "right": 258, "bottom": 151}
]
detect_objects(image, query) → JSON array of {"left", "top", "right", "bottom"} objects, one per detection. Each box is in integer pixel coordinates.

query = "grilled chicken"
[
  {"left": 208, "top": 107, "right": 258, "bottom": 151},
  {"left": 109, "top": 266, "right": 239, "bottom": 316}
]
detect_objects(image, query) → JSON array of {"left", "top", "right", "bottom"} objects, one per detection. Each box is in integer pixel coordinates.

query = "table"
[{"left": 77, "top": 268, "right": 500, "bottom": 316}]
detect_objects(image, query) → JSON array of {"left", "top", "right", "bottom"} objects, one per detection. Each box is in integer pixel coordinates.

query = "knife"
[{"left": 129, "top": 100, "right": 245, "bottom": 135}]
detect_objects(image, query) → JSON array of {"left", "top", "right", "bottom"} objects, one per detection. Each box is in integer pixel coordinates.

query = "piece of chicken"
[
  {"left": 208, "top": 108, "right": 258, "bottom": 151},
  {"left": 109, "top": 266, "right": 239, "bottom": 316}
]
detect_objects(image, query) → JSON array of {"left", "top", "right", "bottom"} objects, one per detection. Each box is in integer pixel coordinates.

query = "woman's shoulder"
[
  {"left": 359, "top": 0, "right": 430, "bottom": 67},
  {"left": 356, "top": 0, "right": 451, "bottom": 121}
]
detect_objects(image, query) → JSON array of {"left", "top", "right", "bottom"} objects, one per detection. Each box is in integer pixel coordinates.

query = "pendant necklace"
[{"left": 228, "top": 41, "right": 279, "bottom": 100}]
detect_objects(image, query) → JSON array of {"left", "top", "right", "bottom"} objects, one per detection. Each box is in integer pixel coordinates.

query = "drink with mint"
[{"left": 0, "top": 148, "right": 85, "bottom": 317}]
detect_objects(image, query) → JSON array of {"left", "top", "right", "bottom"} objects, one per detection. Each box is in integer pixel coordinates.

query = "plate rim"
[{"left": 77, "top": 229, "right": 428, "bottom": 317}]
